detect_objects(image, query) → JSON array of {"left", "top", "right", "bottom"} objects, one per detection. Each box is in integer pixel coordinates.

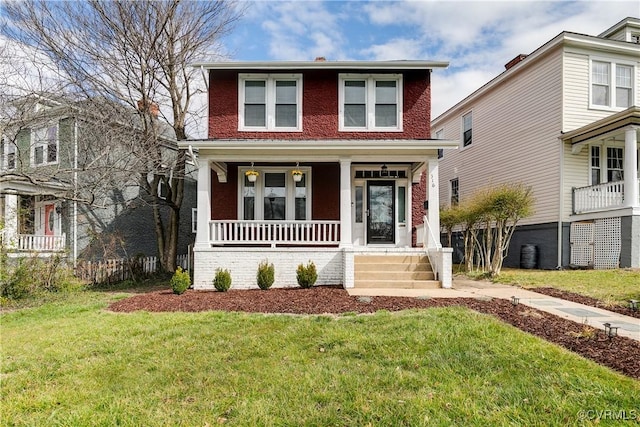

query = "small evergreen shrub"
[
  {"left": 257, "top": 260, "right": 274, "bottom": 290},
  {"left": 296, "top": 261, "right": 317, "bottom": 289},
  {"left": 213, "top": 268, "right": 232, "bottom": 292},
  {"left": 170, "top": 267, "right": 191, "bottom": 295}
]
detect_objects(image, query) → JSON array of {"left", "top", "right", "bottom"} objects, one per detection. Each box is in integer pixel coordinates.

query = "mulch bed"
[
  {"left": 526, "top": 287, "right": 640, "bottom": 319},
  {"left": 109, "top": 286, "right": 640, "bottom": 380}
]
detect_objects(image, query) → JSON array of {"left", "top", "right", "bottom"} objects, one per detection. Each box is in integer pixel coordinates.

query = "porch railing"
[
  {"left": 573, "top": 180, "right": 639, "bottom": 214},
  {"left": 209, "top": 220, "right": 340, "bottom": 246},
  {"left": 15, "top": 234, "right": 66, "bottom": 251}
]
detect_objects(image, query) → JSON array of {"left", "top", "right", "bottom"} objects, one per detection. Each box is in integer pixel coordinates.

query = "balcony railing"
[
  {"left": 573, "top": 179, "right": 639, "bottom": 214},
  {"left": 15, "top": 234, "right": 66, "bottom": 251},
  {"left": 209, "top": 220, "right": 340, "bottom": 246}
]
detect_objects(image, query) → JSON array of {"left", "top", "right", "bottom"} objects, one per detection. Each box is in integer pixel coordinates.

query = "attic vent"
[{"left": 504, "top": 54, "right": 528, "bottom": 70}]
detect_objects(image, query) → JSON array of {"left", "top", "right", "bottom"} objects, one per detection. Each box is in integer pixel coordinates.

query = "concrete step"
[
  {"left": 355, "top": 262, "right": 432, "bottom": 272},
  {"left": 353, "top": 279, "right": 441, "bottom": 289},
  {"left": 354, "top": 255, "right": 428, "bottom": 264},
  {"left": 354, "top": 270, "right": 435, "bottom": 281}
]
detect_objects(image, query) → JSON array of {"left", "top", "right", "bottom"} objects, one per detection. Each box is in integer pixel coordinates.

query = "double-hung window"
[
  {"left": 339, "top": 74, "right": 402, "bottom": 131},
  {"left": 462, "top": 112, "right": 472, "bottom": 147},
  {"left": 591, "top": 59, "right": 635, "bottom": 109},
  {"left": 240, "top": 167, "right": 311, "bottom": 221},
  {"left": 31, "top": 125, "right": 58, "bottom": 166},
  {"left": 239, "top": 74, "right": 302, "bottom": 131},
  {"left": 1, "top": 137, "right": 16, "bottom": 170},
  {"left": 450, "top": 178, "right": 459, "bottom": 206}
]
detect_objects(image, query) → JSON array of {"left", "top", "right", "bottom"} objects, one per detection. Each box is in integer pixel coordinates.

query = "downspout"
[
  {"left": 557, "top": 136, "right": 564, "bottom": 269},
  {"left": 73, "top": 117, "right": 78, "bottom": 269}
]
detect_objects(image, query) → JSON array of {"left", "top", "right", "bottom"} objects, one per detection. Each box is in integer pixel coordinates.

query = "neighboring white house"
[
  {"left": 433, "top": 17, "right": 640, "bottom": 270},
  {"left": 180, "top": 60, "right": 457, "bottom": 290}
]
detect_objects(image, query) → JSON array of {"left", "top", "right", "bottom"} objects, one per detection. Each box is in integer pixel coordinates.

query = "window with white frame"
[
  {"left": 240, "top": 167, "right": 311, "bottom": 220},
  {"left": 191, "top": 208, "right": 197, "bottom": 233},
  {"left": 462, "top": 112, "right": 472, "bottom": 147},
  {"left": 339, "top": 74, "right": 402, "bottom": 131},
  {"left": 450, "top": 178, "right": 459, "bottom": 206},
  {"left": 238, "top": 74, "right": 302, "bottom": 131},
  {"left": 607, "top": 147, "right": 624, "bottom": 182},
  {"left": 1, "top": 136, "right": 16, "bottom": 170},
  {"left": 591, "top": 59, "right": 635, "bottom": 109},
  {"left": 435, "top": 128, "right": 444, "bottom": 159},
  {"left": 31, "top": 125, "right": 58, "bottom": 166},
  {"left": 590, "top": 146, "right": 601, "bottom": 185}
]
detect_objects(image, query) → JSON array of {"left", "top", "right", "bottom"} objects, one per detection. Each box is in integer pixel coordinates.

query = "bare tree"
[{"left": 2, "top": 0, "right": 244, "bottom": 271}]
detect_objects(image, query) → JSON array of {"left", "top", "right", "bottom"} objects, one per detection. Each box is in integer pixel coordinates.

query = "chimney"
[
  {"left": 137, "top": 99, "right": 159, "bottom": 118},
  {"left": 314, "top": 56, "right": 327, "bottom": 62},
  {"left": 504, "top": 54, "right": 528, "bottom": 70}
]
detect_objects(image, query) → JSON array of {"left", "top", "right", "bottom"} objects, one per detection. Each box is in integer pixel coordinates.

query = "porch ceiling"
[
  {"left": 179, "top": 139, "right": 459, "bottom": 163},
  {"left": 563, "top": 107, "right": 640, "bottom": 151}
]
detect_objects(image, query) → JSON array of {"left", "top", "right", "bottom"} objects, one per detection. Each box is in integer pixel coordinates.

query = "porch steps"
[{"left": 354, "top": 255, "right": 440, "bottom": 289}]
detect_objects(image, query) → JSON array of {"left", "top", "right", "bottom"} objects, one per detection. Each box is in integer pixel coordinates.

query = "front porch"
[
  {"left": 573, "top": 179, "right": 640, "bottom": 214},
  {"left": 182, "top": 138, "right": 457, "bottom": 289}
]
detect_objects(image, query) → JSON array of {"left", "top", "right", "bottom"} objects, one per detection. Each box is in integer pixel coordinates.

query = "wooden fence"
[{"left": 76, "top": 253, "right": 191, "bottom": 285}]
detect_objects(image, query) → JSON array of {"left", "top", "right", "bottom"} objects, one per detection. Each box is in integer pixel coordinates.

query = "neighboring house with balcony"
[
  {"left": 0, "top": 95, "right": 196, "bottom": 263},
  {"left": 432, "top": 17, "right": 640, "bottom": 269},
  {"left": 180, "top": 59, "right": 457, "bottom": 290}
]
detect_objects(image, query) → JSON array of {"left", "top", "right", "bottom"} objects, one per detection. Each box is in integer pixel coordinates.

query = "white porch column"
[
  {"left": 339, "top": 159, "right": 352, "bottom": 248},
  {"left": 426, "top": 158, "right": 441, "bottom": 248},
  {"left": 195, "top": 160, "right": 212, "bottom": 249},
  {"left": 624, "top": 127, "right": 638, "bottom": 208},
  {"left": 3, "top": 194, "right": 19, "bottom": 249}
]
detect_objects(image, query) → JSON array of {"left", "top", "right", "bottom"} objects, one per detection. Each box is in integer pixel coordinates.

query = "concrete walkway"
[{"left": 347, "top": 279, "right": 640, "bottom": 341}]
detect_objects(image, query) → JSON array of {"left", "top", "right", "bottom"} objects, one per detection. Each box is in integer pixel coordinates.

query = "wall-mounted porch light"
[{"left": 380, "top": 164, "right": 388, "bottom": 177}]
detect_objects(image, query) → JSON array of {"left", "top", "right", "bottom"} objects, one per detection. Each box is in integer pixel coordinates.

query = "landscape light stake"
[
  {"left": 511, "top": 296, "right": 520, "bottom": 306},
  {"left": 602, "top": 322, "right": 618, "bottom": 340},
  {"left": 629, "top": 299, "right": 638, "bottom": 312}
]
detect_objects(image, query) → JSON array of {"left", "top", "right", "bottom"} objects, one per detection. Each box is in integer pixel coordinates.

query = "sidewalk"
[{"left": 347, "top": 279, "right": 640, "bottom": 341}]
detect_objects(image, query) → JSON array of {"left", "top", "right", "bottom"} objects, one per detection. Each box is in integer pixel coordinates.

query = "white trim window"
[
  {"left": 238, "top": 74, "right": 302, "bottom": 131},
  {"left": 31, "top": 125, "right": 58, "bottom": 166},
  {"left": 590, "top": 59, "right": 635, "bottom": 110},
  {"left": 1, "top": 136, "right": 16, "bottom": 170},
  {"left": 450, "top": 178, "right": 459, "bottom": 206},
  {"left": 191, "top": 208, "right": 197, "bottom": 233},
  {"left": 339, "top": 74, "right": 403, "bottom": 131},
  {"left": 462, "top": 112, "right": 472, "bottom": 147},
  {"left": 239, "top": 167, "right": 311, "bottom": 220},
  {"left": 435, "top": 128, "right": 444, "bottom": 159}
]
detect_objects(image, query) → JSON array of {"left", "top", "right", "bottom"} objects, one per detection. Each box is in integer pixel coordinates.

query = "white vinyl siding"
[
  {"left": 564, "top": 50, "right": 640, "bottom": 131},
  {"left": 434, "top": 48, "right": 564, "bottom": 226}
]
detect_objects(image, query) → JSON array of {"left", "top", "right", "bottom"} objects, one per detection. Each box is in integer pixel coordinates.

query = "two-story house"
[
  {"left": 433, "top": 17, "right": 639, "bottom": 270},
  {"left": 181, "top": 60, "right": 457, "bottom": 290},
  {"left": 0, "top": 95, "right": 197, "bottom": 264}
]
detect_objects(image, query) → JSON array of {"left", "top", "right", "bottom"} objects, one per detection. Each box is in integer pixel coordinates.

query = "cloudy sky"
[{"left": 223, "top": 0, "right": 639, "bottom": 118}]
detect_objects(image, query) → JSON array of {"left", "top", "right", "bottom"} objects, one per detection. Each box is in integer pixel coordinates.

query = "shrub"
[
  {"left": 170, "top": 267, "right": 191, "bottom": 295},
  {"left": 296, "top": 261, "right": 317, "bottom": 289},
  {"left": 0, "top": 255, "right": 83, "bottom": 300},
  {"left": 257, "top": 260, "right": 274, "bottom": 290},
  {"left": 213, "top": 268, "right": 232, "bottom": 292}
]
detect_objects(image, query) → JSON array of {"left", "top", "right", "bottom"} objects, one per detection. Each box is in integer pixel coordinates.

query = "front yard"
[{"left": 2, "top": 290, "right": 639, "bottom": 426}]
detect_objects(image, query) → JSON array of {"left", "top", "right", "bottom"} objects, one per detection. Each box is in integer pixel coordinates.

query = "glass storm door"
[{"left": 367, "top": 181, "right": 395, "bottom": 244}]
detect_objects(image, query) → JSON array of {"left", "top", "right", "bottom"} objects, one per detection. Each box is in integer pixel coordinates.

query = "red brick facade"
[{"left": 208, "top": 69, "right": 431, "bottom": 140}]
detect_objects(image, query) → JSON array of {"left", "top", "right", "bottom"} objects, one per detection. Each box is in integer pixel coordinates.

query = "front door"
[
  {"left": 44, "top": 203, "right": 55, "bottom": 236},
  {"left": 367, "top": 181, "right": 395, "bottom": 244}
]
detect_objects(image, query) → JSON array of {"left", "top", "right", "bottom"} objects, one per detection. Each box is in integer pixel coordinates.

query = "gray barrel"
[{"left": 520, "top": 245, "right": 538, "bottom": 269}]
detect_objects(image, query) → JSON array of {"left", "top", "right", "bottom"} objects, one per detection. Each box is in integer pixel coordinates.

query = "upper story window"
[
  {"left": 238, "top": 74, "right": 302, "bottom": 131},
  {"left": 31, "top": 125, "right": 58, "bottom": 166},
  {"left": 462, "top": 112, "right": 472, "bottom": 147},
  {"left": 339, "top": 74, "right": 403, "bottom": 131},
  {"left": 591, "top": 59, "right": 635, "bottom": 110},
  {"left": 1, "top": 136, "right": 16, "bottom": 170}
]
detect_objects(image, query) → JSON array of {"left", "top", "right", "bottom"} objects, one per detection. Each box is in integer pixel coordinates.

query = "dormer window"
[
  {"left": 238, "top": 74, "right": 302, "bottom": 131},
  {"left": 31, "top": 125, "right": 58, "bottom": 166},
  {"left": 339, "top": 74, "right": 403, "bottom": 131}
]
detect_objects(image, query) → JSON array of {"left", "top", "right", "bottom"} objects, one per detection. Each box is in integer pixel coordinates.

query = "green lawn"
[
  {"left": 2, "top": 291, "right": 638, "bottom": 426},
  {"left": 490, "top": 269, "right": 640, "bottom": 306}
]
